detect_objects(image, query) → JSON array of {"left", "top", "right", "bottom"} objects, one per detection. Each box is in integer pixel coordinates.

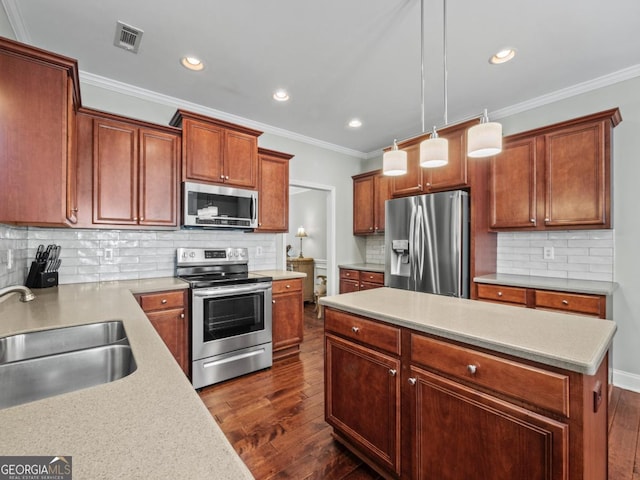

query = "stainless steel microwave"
[{"left": 182, "top": 182, "right": 258, "bottom": 229}]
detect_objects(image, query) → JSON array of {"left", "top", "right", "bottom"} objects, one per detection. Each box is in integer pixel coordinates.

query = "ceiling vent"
[{"left": 113, "top": 21, "right": 144, "bottom": 53}]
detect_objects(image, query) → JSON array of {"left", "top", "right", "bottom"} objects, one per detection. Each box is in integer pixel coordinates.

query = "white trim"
[
  {"left": 613, "top": 369, "right": 640, "bottom": 393},
  {"left": 78, "top": 71, "right": 367, "bottom": 160},
  {"left": 2, "top": 0, "right": 30, "bottom": 43}
]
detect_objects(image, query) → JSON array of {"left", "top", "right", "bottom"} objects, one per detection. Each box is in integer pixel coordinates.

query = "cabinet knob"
[
  {"left": 497, "top": 291, "right": 503, "bottom": 297},
  {"left": 545, "top": 218, "right": 550, "bottom": 222},
  {"left": 272, "top": 300, "right": 276, "bottom": 304},
  {"left": 71, "top": 208, "right": 78, "bottom": 213},
  {"left": 562, "top": 299, "right": 569, "bottom": 305},
  {"left": 220, "top": 175, "right": 225, "bottom": 179},
  {"left": 426, "top": 182, "right": 431, "bottom": 187},
  {"left": 346, "top": 273, "right": 350, "bottom": 277},
  {"left": 530, "top": 219, "right": 536, "bottom": 223},
  {"left": 418, "top": 184, "right": 423, "bottom": 191},
  {"left": 369, "top": 227, "right": 373, "bottom": 231},
  {"left": 467, "top": 364, "right": 478, "bottom": 375},
  {"left": 140, "top": 217, "right": 144, "bottom": 221},
  {"left": 180, "top": 313, "right": 184, "bottom": 319},
  {"left": 389, "top": 369, "right": 397, "bottom": 377},
  {"left": 408, "top": 377, "right": 417, "bottom": 386},
  {"left": 286, "top": 284, "right": 291, "bottom": 289},
  {"left": 161, "top": 299, "right": 167, "bottom": 304},
  {"left": 351, "top": 326, "right": 360, "bottom": 333},
  {"left": 225, "top": 175, "right": 230, "bottom": 180}
]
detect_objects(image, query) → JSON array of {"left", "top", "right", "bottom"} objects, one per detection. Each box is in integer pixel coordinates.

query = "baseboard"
[{"left": 613, "top": 369, "right": 640, "bottom": 393}]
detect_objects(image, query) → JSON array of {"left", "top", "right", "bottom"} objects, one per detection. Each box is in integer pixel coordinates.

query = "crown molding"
[
  {"left": 79, "top": 71, "right": 368, "bottom": 160},
  {"left": 2, "top": 0, "right": 30, "bottom": 43}
]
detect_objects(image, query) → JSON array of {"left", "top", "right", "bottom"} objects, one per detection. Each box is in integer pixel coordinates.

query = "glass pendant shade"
[
  {"left": 420, "top": 128, "right": 448, "bottom": 168},
  {"left": 467, "top": 110, "right": 503, "bottom": 158},
  {"left": 383, "top": 139, "right": 408, "bottom": 176}
]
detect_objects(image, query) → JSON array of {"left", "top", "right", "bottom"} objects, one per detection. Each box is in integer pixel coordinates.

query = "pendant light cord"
[
  {"left": 443, "top": 0, "right": 448, "bottom": 126},
  {"left": 420, "top": 0, "right": 425, "bottom": 134}
]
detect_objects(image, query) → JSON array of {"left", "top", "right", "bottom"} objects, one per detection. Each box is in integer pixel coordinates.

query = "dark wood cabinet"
[
  {"left": 339, "top": 268, "right": 384, "bottom": 293},
  {"left": 256, "top": 148, "right": 293, "bottom": 232},
  {"left": 272, "top": 278, "right": 304, "bottom": 361},
  {"left": 489, "top": 109, "right": 621, "bottom": 231},
  {"left": 0, "top": 37, "right": 80, "bottom": 227},
  {"left": 353, "top": 170, "right": 392, "bottom": 235},
  {"left": 136, "top": 289, "right": 189, "bottom": 376},
  {"left": 390, "top": 120, "right": 477, "bottom": 198},
  {"left": 89, "top": 114, "right": 180, "bottom": 227},
  {"left": 171, "top": 109, "right": 261, "bottom": 189}
]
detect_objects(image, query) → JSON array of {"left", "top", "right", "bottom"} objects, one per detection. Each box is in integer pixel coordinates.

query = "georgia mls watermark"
[{"left": 0, "top": 456, "right": 72, "bottom": 480}]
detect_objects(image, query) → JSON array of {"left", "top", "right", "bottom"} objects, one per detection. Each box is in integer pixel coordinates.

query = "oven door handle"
[{"left": 192, "top": 283, "right": 271, "bottom": 297}]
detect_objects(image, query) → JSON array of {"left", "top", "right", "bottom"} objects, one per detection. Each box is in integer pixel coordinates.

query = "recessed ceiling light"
[
  {"left": 181, "top": 56, "right": 204, "bottom": 71},
  {"left": 273, "top": 89, "right": 290, "bottom": 102},
  {"left": 348, "top": 119, "right": 362, "bottom": 128},
  {"left": 489, "top": 48, "right": 516, "bottom": 65}
]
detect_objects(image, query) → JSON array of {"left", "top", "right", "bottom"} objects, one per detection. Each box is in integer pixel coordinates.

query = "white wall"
[{"left": 288, "top": 189, "right": 327, "bottom": 260}]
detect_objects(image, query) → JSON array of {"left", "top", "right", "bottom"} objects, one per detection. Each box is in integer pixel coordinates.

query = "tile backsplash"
[
  {"left": 0, "top": 224, "right": 277, "bottom": 287},
  {"left": 365, "top": 230, "right": 614, "bottom": 282}
]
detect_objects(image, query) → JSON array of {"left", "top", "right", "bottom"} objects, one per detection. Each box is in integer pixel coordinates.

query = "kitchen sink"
[
  {"left": 0, "top": 344, "right": 137, "bottom": 409},
  {"left": 0, "top": 320, "right": 128, "bottom": 364}
]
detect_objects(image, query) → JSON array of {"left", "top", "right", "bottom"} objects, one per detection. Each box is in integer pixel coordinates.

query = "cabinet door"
[
  {"left": 340, "top": 278, "right": 360, "bottom": 294},
  {"left": 257, "top": 151, "right": 290, "bottom": 232},
  {"left": 392, "top": 143, "right": 424, "bottom": 197},
  {"left": 409, "top": 366, "right": 568, "bottom": 480},
  {"left": 224, "top": 129, "right": 258, "bottom": 188},
  {"left": 325, "top": 334, "right": 401, "bottom": 475},
  {"left": 373, "top": 173, "right": 392, "bottom": 233},
  {"left": 544, "top": 122, "right": 607, "bottom": 227},
  {"left": 93, "top": 118, "right": 138, "bottom": 224},
  {"left": 272, "top": 290, "right": 304, "bottom": 353},
  {"left": 426, "top": 124, "right": 468, "bottom": 191},
  {"left": 182, "top": 118, "right": 224, "bottom": 183},
  {"left": 146, "top": 308, "right": 188, "bottom": 375},
  {"left": 138, "top": 128, "right": 179, "bottom": 226},
  {"left": 353, "top": 174, "right": 375, "bottom": 234},
  {"left": 489, "top": 137, "right": 537, "bottom": 229}
]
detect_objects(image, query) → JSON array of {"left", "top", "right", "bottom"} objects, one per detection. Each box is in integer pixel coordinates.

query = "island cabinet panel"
[
  {"left": 255, "top": 148, "right": 293, "bottom": 232},
  {"left": 272, "top": 278, "right": 304, "bottom": 361},
  {"left": 0, "top": 37, "right": 80, "bottom": 227},
  {"left": 409, "top": 366, "right": 568, "bottom": 480},
  {"left": 171, "top": 109, "right": 262, "bottom": 189},
  {"left": 136, "top": 289, "right": 189, "bottom": 376},
  {"left": 489, "top": 109, "right": 621, "bottom": 231}
]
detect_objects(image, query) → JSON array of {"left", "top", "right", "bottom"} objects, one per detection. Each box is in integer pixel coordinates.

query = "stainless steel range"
[{"left": 176, "top": 247, "right": 272, "bottom": 389}]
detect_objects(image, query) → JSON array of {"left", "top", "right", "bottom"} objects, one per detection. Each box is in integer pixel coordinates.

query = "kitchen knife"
[{"left": 35, "top": 244, "right": 44, "bottom": 262}]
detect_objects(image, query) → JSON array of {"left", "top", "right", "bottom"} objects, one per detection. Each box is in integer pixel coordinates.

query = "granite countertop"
[
  {"left": 320, "top": 287, "right": 616, "bottom": 375},
  {"left": 474, "top": 273, "right": 618, "bottom": 296},
  {"left": 0, "top": 278, "right": 253, "bottom": 480},
  {"left": 252, "top": 269, "right": 306, "bottom": 281},
  {"left": 338, "top": 263, "right": 385, "bottom": 273}
]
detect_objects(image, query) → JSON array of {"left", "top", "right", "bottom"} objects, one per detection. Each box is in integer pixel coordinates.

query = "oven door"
[{"left": 191, "top": 281, "right": 272, "bottom": 361}]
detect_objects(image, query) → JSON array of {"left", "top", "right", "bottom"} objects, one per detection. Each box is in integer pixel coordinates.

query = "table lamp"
[{"left": 295, "top": 226, "right": 308, "bottom": 258}]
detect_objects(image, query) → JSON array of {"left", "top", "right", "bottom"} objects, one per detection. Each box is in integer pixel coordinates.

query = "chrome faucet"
[{"left": 0, "top": 285, "right": 36, "bottom": 302}]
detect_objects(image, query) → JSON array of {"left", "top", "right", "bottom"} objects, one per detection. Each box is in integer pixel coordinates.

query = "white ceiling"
[{"left": 3, "top": 0, "right": 640, "bottom": 157}]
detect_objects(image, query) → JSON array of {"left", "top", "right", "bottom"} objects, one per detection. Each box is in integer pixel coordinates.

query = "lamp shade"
[
  {"left": 295, "top": 226, "right": 307, "bottom": 238},
  {"left": 467, "top": 117, "right": 502, "bottom": 158},
  {"left": 420, "top": 129, "right": 449, "bottom": 168},
  {"left": 383, "top": 139, "right": 407, "bottom": 176}
]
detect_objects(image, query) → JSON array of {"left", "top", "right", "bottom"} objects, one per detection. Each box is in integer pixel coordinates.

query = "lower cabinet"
[
  {"left": 135, "top": 289, "right": 189, "bottom": 376},
  {"left": 325, "top": 307, "right": 608, "bottom": 479},
  {"left": 272, "top": 278, "right": 304, "bottom": 361},
  {"left": 339, "top": 268, "right": 385, "bottom": 294}
]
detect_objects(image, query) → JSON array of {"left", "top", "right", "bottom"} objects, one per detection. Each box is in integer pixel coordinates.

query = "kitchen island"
[
  {"left": 320, "top": 287, "right": 616, "bottom": 479},
  {"left": 0, "top": 279, "right": 253, "bottom": 480}
]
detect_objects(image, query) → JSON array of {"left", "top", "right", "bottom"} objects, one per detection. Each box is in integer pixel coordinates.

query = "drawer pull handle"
[
  {"left": 467, "top": 364, "right": 478, "bottom": 375},
  {"left": 351, "top": 326, "right": 360, "bottom": 334},
  {"left": 497, "top": 291, "right": 503, "bottom": 297},
  {"left": 161, "top": 299, "right": 168, "bottom": 304},
  {"left": 389, "top": 369, "right": 397, "bottom": 377},
  {"left": 408, "top": 377, "right": 417, "bottom": 386},
  {"left": 562, "top": 300, "right": 569, "bottom": 305}
]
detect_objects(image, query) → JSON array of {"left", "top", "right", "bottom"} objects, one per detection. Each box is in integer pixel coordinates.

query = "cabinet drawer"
[
  {"left": 477, "top": 284, "right": 527, "bottom": 305},
  {"left": 410, "top": 334, "right": 569, "bottom": 416},
  {"left": 340, "top": 269, "right": 359, "bottom": 281},
  {"left": 360, "top": 271, "right": 384, "bottom": 285},
  {"left": 273, "top": 278, "right": 303, "bottom": 294},
  {"left": 534, "top": 290, "right": 604, "bottom": 317},
  {"left": 139, "top": 290, "right": 185, "bottom": 312},
  {"left": 325, "top": 308, "right": 401, "bottom": 355}
]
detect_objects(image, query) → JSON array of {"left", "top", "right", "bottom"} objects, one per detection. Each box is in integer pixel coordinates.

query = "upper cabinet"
[
  {"left": 255, "top": 147, "right": 293, "bottom": 233},
  {"left": 352, "top": 169, "right": 392, "bottom": 235},
  {"left": 170, "top": 109, "right": 262, "bottom": 189},
  {"left": 390, "top": 119, "right": 478, "bottom": 198},
  {"left": 75, "top": 108, "right": 181, "bottom": 228},
  {"left": 489, "top": 108, "right": 621, "bottom": 231},
  {"left": 0, "top": 37, "right": 81, "bottom": 227}
]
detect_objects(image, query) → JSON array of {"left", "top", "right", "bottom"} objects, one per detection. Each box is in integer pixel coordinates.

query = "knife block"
[{"left": 25, "top": 261, "right": 58, "bottom": 288}]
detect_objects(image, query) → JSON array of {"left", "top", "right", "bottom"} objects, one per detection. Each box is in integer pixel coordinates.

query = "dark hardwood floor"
[{"left": 199, "top": 304, "right": 640, "bottom": 479}]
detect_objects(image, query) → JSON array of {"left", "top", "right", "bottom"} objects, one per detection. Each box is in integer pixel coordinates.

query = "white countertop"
[
  {"left": 474, "top": 273, "right": 618, "bottom": 296},
  {"left": 320, "top": 287, "right": 616, "bottom": 375},
  {"left": 338, "top": 263, "right": 385, "bottom": 273},
  {"left": 0, "top": 278, "right": 253, "bottom": 480}
]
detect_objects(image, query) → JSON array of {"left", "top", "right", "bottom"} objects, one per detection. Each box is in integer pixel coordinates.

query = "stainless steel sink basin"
[
  {"left": 0, "top": 344, "right": 137, "bottom": 409},
  {"left": 0, "top": 320, "right": 128, "bottom": 364}
]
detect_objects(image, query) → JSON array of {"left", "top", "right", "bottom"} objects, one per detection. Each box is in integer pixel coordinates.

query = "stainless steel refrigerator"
[{"left": 384, "top": 190, "right": 470, "bottom": 298}]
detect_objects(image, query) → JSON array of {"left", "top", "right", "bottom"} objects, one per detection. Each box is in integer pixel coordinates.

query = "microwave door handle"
[{"left": 252, "top": 196, "right": 257, "bottom": 222}]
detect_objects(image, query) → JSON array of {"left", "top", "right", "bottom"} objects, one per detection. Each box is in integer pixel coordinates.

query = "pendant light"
[
  {"left": 383, "top": 139, "right": 408, "bottom": 176},
  {"left": 467, "top": 108, "right": 503, "bottom": 157},
  {"left": 420, "top": 0, "right": 449, "bottom": 168}
]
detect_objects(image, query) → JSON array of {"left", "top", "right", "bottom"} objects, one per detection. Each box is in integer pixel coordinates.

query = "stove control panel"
[{"left": 177, "top": 247, "right": 249, "bottom": 266}]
